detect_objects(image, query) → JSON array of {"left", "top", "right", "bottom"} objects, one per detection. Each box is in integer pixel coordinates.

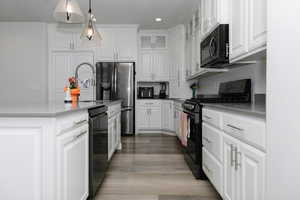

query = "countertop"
[
  {"left": 137, "top": 98, "right": 185, "bottom": 103},
  {"left": 0, "top": 100, "right": 122, "bottom": 118},
  {"left": 201, "top": 102, "right": 266, "bottom": 117}
]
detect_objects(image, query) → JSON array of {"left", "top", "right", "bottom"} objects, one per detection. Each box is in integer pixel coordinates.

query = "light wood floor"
[{"left": 95, "top": 134, "right": 221, "bottom": 200}]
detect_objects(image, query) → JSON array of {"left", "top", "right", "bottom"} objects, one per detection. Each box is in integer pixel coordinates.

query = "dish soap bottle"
[{"left": 64, "top": 87, "right": 72, "bottom": 103}]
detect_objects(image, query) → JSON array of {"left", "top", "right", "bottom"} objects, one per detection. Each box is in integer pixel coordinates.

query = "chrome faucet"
[{"left": 75, "top": 62, "right": 96, "bottom": 100}]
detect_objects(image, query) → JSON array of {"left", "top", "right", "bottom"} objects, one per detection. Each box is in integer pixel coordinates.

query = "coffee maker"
[{"left": 159, "top": 83, "right": 167, "bottom": 99}]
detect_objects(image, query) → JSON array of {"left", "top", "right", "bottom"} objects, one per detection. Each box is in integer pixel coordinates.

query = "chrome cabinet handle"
[
  {"left": 74, "top": 119, "right": 88, "bottom": 126},
  {"left": 235, "top": 147, "right": 241, "bottom": 170},
  {"left": 227, "top": 124, "right": 244, "bottom": 132},
  {"left": 230, "top": 144, "right": 235, "bottom": 167},
  {"left": 75, "top": 130, "right": 87, "bottom": 138},
  {"left": 203, "top": 137, "right": 211, "bottom": 144},
  {"left": 203, "top": 115, "right": 212, "bottom": 120},
  {"left": 203, "top": 164, "right": 210, "bottom": 173}
]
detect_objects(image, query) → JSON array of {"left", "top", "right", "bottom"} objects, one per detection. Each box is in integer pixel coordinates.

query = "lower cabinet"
[
  {"left": 161, "top": 101, "right": 175, "bottom": 132},
  {"left": 136, "top": 101, "right": 162, "bottom": 131},
  {"left": 202, "top": 107, "right": 266, "bottom": 200},
  {"left": 223, "top": 134, "right": 265, "bottom": 200},
  {"left": 56, "top": 124, "right": 89, "bottom": 200},
  {"left": 108, "top": 103, "right": 122, "bottom": 161}
]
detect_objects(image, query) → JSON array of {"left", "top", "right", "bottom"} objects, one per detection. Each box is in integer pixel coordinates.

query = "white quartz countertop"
[
  {"left": 201, "top": 102, "right": 266, "bottom": 117},
  {"left": 0, "top": 100, "right": 122, "bottom": 118}
]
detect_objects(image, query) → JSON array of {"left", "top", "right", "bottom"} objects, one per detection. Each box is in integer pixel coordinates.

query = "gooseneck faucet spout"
[{"left": 75, "top": 62, "right": 96, "bottom": 100}]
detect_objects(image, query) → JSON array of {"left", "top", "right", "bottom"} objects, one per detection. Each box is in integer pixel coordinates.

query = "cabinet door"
[
  {"left": 168, "top": 103, "right": 175, "bottom": 131},
  {"left": 138, "top": 50, "right": 153, "bottom": 81},
  {"left": 209, "top": 0, "right": 218, "bottom": 29},
  {"left": 223, "top": 135, "right": 238, "bottom": 200},
  {"left": 201, "top": 0, "right": 211, "bottom": 36},
  {"left": 71, "top": 51, "right": 95, "bottom": 101},
  {"left": 149, "top": 107, "right": 161, "bottom": 129},
  {"left": 229, "top": 0, "right": 248, "bottom": 60},
  {"left": 152, "top": 50, "right": 169, "bottom": 81},
  {"left": 108, "top": 118, "right": 114, "bottom": 160},
  {"left": 161, "top": 102, "right": 170, "bottom": 130},
  {"left": 136, "top": 106, "right": 149, "bottom": 129},
  {"left": 57, "top": 125, "right": 89, "bottom": 200},
  {"left": 238, "top": 143, "right": 265, "bottom": 200},
  {"left": 50, "top": 52, "right": 72, "bottom": 102},
  {"left": 48, "top": 24, "right": 73, "bottom": 50},
  {"left": 116, "top": 113, "right": 121, "bottom": 149},
  {"left": 248, "top": 0, "right": 267, "bottom": 51},
  {"left": 96, "top": 28, "right": 115, "bottom": 61},
  {"left": 115, "top": 28, "right": 137, "bottom": 61}
]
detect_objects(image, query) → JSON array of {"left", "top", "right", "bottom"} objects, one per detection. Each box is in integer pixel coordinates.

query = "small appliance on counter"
[
  {"left": 159, "top": 83, "right": 167, "bottom": 99},
  {"left": 138, "top": 87, "right": 154, "bottom": 99}
]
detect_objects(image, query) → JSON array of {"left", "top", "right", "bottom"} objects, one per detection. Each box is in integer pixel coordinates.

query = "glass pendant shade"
[
  {"left": 80, "top": 12, "right": 102, "bottom": 47},
  {"left": 53, "top": 0, "right": 84, "bottom": 23}
]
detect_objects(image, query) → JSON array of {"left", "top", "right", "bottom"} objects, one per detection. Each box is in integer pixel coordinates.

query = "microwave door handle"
[{"left": 209, "top": 37, "right": 216, "bottom": 57}]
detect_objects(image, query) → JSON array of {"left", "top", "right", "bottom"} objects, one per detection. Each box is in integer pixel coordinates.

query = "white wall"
[
  {"left": 266, "top": 1, "right": 300, "bottom": 199},
  {"left": 0, "top": 22, "right": 48, "bottom": 103},
  {"left": 196, "top": 61, "right": 266, "bottom": 99}
]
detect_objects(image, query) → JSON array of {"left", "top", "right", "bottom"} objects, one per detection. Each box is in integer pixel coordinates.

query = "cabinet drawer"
[
  {"left": 202, "top": 123, "right": 223, "bottom": 162},
  {"left": 202, "top": 108, "right": 221, "bottom": 129},
  {"left": 202, "top": 147, "right": 223, "bottom": 195},
  {"left": 222, "top": 113, "right": 266, "bottom": 150},
  {"left": 137, "top": 100, "right": 161, "bottom": 107},
  {"left": 56, "top": 111, "right": 88, "bottom": 135}
]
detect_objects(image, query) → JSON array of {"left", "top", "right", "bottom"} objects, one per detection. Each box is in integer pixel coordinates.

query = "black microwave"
[{"left": 201, "top": 24, "right": 229, "bottom": 68}]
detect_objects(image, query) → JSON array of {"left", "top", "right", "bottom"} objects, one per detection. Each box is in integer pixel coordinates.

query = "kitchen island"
[{"left": 0, "top": 100, "right": 122, "bottom": 200}]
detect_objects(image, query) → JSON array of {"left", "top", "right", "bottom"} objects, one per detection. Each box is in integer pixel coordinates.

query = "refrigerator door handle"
[{"left": 121, "top": 107, "right": 133, "bottom": 112}]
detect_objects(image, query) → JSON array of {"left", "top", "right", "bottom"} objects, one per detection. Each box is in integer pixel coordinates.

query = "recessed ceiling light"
[{"left": 155, "top": 18, "right": 163, "bottom": 22}]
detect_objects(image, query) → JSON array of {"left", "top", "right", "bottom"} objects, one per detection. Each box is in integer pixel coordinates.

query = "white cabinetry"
[
  {"left": 96, "top": 26, "right": 138, "bottom": 61},
  {"left": 229, "top": 0, "right": 266, "bottom": 62},
  {"left": 202, "top": 107, "right": 266, "bottom": 200},
  {"left": 174, "top": 101, "right": 183, "bottom": 139},
  {"left": 223, "top": 134, "right": 265, "bottom": 200},
  {"left": 56, "top": 123, "right": 89, "bottom": 200},
  {"left": 49, "top": 51, "right": 94, "bottom": 102},
  {"left": 138, "top": 31, "right": 169, "bottom": 82},
  {"left": 48, "top": 24, "right": 92, "bottom": 51},
  {"left": 107, "top": 103, "right": 122, "bottom": 160},
  {"left": 136, "top": 100, "right": 162, "bottom": 131},
  {"left": 201, "top": 0, "right": 229, "bottom": 38},
  {"left": 161, "top": 101, "right": 174, "bottom": 132}
]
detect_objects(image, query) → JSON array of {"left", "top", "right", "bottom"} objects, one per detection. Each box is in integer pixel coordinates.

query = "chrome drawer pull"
[
  {"left": 75, "top": 130, "right": 87, "bottom": 139},
  {"left": 227, "top": 124, "right": 244, "bottom": 131},
  {"left": 203, "top": 137, "right": 212, "bottom": 144},
  {"left": 74, "top": 119, "right": 87, "bottom": 126},
  {"left": 235, "top": 148, "right": 242, "bottom": 171},
  {"left": 203, "top": 115, "right": 212, "bottom": 120},
  {"left": 230, "top": 144, "right": 235, "bottom": 167}
]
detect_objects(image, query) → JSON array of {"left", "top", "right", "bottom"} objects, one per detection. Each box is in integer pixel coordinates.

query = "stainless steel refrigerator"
[{"left": 96, "top": 62, "right": 135, "bottom": 135}]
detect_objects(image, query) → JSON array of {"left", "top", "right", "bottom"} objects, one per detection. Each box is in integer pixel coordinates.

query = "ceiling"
[{"left": 0, "top": 0, "right": 199, "bottom": 29}]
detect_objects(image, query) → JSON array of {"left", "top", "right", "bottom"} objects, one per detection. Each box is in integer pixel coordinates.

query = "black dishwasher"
[{"left": 88, "top": 106, "right": 108, "bottom": 199}]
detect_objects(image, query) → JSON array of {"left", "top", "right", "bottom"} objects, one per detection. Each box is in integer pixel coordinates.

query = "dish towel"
[{"left": 180, "top": 112, "right": 189, "bottom": 147}]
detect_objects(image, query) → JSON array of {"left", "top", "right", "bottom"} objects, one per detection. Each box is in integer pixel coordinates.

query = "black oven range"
[{"left": 181, "top": 79, "right": 251, "bottom": 179}]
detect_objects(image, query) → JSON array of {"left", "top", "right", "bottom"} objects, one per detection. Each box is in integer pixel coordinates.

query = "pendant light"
[
  {"left": 80, "top": 0, "right": 102, "bottom": 47},
  {"left": 53, "top": 0, "right": 84, "bottom": 23}
]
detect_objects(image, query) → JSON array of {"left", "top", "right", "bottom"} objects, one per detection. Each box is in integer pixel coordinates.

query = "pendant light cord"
[{"left": 89, "top": 0, "right": 92, "bottom": 13}]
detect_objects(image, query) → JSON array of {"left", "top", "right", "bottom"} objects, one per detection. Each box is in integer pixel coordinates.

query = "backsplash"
[{"left": 196, "top": 60, "right": 266, "bottom": 101}]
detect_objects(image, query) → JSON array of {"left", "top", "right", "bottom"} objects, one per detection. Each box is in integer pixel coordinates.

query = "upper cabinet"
[
  {"left": 48, "top": 24, "right": 94, "bottom": 51},
  {"left": 96, "top": 26, "right": 138, "bottom": 62},
  {"left": 229, "top": 0, "right": 267, "bottom": 62},
  {"left": 201, "top": 0, "right": 229, "bottom": 38},
  {"left": 140, "top": 34, "right": 168, "bottom": 50},
  {"left": 138, "top": 30, "right": 169, "bottom": 82}
]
